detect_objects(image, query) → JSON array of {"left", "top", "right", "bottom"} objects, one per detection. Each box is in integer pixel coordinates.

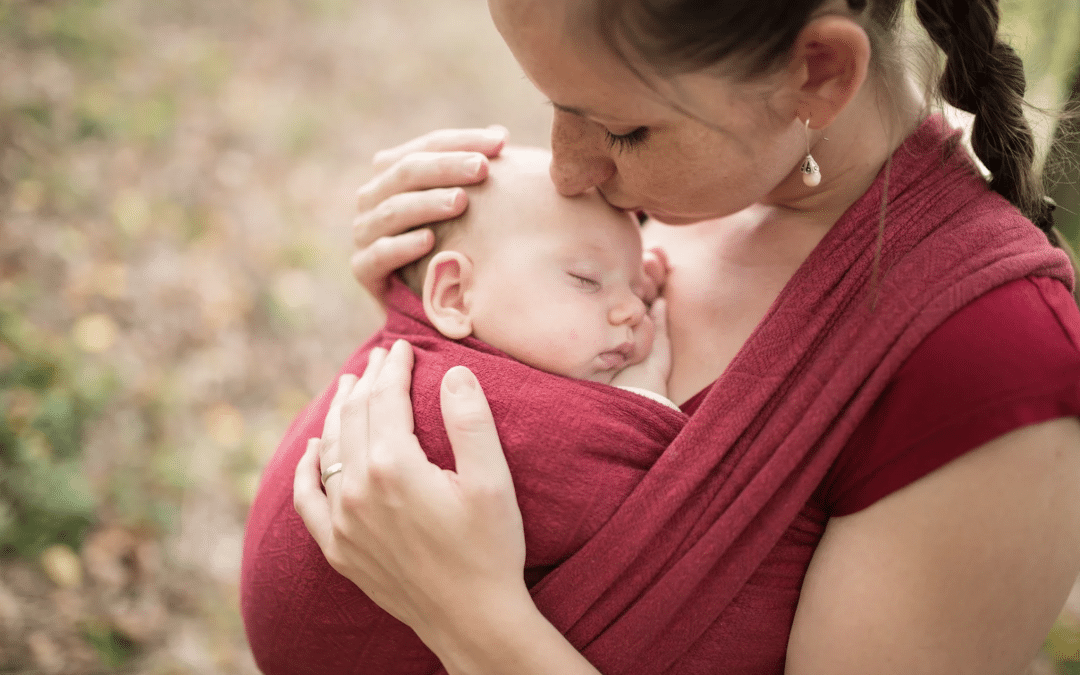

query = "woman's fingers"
[
  {"left": 439, "top": 366, "right": 513, "bottom": 494},
  {"left": 318, "top": 373, "right": 359, "bottom": 466},
  {"left": 353, "top": 188, "right": 465, "bottom": 249},
  {"left": 321, "top": 350, "right": 389, "bottom": 480},
  {"left": 351, "top": 231, "right": 436, "bottom": 301},
  {"left": 294, "top": 437, "right": 332, "bottom": 545},
  {"left": 353, "top": 127, "right": 507, "bottom": 306},
  {"left": 356, "top": 151, "right": 490, "bottom": 217},
  {"left": 371, "top": 126, "right": 507, "bottom": 171},
  {"left": 363, "top": 341, "right": 422, "bottom": 474}
]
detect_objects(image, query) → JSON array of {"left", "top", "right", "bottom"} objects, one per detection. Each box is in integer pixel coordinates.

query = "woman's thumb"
[{"left": 440, "top": 366, "right": 512, "bottom": 490}]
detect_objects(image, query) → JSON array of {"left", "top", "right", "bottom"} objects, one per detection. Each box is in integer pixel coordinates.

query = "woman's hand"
[
  {"left": 293, "top": 340, "right": 531, "bottom": 661},
  {"left": 353, "top": 127, "right": 508, "bottom": 306}
]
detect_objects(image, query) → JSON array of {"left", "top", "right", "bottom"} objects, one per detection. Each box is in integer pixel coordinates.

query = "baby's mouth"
[{"left": 597, "top": 341, "right": 635, "bottom": 370}]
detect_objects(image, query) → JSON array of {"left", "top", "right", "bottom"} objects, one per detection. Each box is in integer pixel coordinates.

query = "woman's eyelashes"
[
  {"left": 568, "top": 272, "right": 602, "bottom": 292},
  {"left": 604, "top": 126, "right": 648, "bottom": 152}
]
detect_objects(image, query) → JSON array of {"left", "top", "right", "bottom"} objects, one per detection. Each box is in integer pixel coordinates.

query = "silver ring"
[{"left": 320, "top": 462, "right": 343, "bottom": 485}]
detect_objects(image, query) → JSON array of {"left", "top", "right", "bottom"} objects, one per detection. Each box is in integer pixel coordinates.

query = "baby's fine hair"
[{"left": 397, "top": 214, "right": 468, "bottom": 296}]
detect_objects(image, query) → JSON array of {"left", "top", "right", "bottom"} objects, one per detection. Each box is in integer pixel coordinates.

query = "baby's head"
[{"left": 400, "top": 147, "right": 653, "bottom": 384}]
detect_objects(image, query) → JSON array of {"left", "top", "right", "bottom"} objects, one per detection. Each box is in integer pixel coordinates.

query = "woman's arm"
[
  {"left": 787, "top": 416, "right": 1080, "bottom": 675},
  {"left": 293, "top": 340, "right": 601, "bottom": 675}
]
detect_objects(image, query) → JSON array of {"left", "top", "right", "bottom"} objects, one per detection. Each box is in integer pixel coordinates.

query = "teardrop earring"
[{"left": 800, "top": 118, "right": 821, "bottom": 187}]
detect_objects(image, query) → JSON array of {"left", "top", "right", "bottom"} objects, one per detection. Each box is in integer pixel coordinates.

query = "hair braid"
[{"left": 914, "top": 0, "right": 1055, "bottom": 232}]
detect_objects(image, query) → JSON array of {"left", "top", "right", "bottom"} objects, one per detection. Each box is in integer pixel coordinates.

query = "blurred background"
[{"left": 0, "top": 0, "right": 1078, "bottom": 672}]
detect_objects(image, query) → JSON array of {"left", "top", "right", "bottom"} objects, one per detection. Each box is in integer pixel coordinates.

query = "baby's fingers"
[
  {"left": 649, "top": 298, "right": 669, "bottom": 347},
  {"left": 641, "top": 246, "right": 670, "bottom": 304}
]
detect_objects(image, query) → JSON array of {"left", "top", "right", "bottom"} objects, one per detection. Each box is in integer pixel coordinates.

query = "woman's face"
[{"left": 489, "top": 0, "right": 808, "bottom": 224}]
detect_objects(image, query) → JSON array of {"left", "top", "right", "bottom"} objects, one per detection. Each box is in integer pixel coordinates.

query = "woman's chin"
[{"left": 645, "top": 210, "right": 709, "bottom": 226}]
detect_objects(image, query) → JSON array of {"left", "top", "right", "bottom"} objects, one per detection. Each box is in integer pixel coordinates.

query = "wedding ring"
[{"left": 320, "top": 462, "right": 343, "bottom": 486}]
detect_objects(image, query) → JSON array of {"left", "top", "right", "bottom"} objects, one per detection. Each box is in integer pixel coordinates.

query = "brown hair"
[
  {"left": 397, "top": 217, "right": 468, "bottom": 296},
  {"left": 596, "top": 0, "right": 1056, "bottom": 233}
]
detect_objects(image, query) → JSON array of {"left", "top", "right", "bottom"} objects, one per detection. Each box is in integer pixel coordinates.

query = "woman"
[{"left": 261, "top": 0, "right": 1080, "bottom": 672}]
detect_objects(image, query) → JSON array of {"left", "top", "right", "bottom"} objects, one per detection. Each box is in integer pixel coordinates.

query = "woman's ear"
[
  {"left": 788, "top": 14, "right": 871, "bottom": 128},
  {"left": 422, "top": 250, "right": 474, "bottom": 340}
]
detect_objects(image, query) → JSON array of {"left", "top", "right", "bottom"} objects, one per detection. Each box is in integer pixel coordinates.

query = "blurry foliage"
[
  {"left": 79, "top": 618, "right": 138, "bottom": 669},
  {"left": 0, "top": 309, "right": 110, "bottom": 557}
]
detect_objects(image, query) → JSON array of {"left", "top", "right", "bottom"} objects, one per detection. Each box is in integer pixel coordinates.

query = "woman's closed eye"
[
  {"left": 604, "top": 126, "right": 648, "bottom": 152},
  {"left": 568, "top": 273, "right": 602, "bottom": 292}
]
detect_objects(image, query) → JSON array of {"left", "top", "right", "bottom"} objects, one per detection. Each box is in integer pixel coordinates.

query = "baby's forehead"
[
  {"left": 482, "top": 147, "right": 555, "bottom": 198},
  {"left": 468, "top": 147, "right": 622, "bottom": 231}
]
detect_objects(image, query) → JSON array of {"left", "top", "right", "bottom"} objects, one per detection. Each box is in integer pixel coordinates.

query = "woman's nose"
[
  {"left": 549, "top": 110, "right": 617, "bottom": 196},
  {"left": 609, "top": 293, "right": 646, "bottom": 327}
]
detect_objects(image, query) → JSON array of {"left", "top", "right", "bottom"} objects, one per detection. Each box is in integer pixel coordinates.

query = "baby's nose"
[{"left": 609, "top": 293, "right": 647, "bottom": 326}]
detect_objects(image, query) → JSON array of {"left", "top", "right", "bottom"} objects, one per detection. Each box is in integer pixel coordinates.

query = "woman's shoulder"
[{"left": 818, "top": 275, "right": 1080, "bottom": 515}]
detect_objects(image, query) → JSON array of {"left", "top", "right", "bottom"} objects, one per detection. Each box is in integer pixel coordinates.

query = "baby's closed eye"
[{"left": 568, "top": 272, "right": 602, "bottom": 292}]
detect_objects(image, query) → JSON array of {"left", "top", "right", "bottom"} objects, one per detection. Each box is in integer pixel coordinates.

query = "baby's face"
[{"left": 463, "top": 149, "right": 653, "bottom": 383}]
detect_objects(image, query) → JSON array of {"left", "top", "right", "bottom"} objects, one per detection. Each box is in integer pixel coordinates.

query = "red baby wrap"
[
  {"left": 242, "top": 281, "right": 688, "bottom": 673},
  {"left": 241, "top": 116, "right": 1074, "bottom": 674}
]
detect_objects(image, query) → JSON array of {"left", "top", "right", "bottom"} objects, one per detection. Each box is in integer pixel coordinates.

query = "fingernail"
[
  {"left": 337, "top": 374, "right": 353, "bottom": 392},
  {"left": 443, "top": 366, "right": 478, "bottom": 396},
  {"left": 484, "top": 124, "right": 508, "bottom": 139},
  {"left": 406, "top": 227, "right": 433, "bottom": 247},
  {"left": 307, "top": 437, "right": 320, "bottom": 453},
  {"left": 444, "top": 188, "right": 462, "bottom": 210},
  {"left": 463, "top": 157, "right": 483, "bottom": 177}
]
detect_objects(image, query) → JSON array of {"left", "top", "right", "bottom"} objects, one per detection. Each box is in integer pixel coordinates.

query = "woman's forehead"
[{"left": 489, "top": 0, "right": 668, "bottom": 121}]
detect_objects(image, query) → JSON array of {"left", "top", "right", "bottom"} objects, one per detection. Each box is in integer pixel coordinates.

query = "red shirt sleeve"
[{"left": 819, "top": 276, "right": 1080, "bottom": 516}]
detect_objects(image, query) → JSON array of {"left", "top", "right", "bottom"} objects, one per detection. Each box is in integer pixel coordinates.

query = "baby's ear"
[{"left": 422, "top": 251, "right": 474, "bottom": 340}]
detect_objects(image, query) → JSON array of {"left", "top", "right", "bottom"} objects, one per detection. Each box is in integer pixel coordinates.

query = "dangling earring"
[{"left": 800, "top": 117, "right": 821, "bottom": 187}]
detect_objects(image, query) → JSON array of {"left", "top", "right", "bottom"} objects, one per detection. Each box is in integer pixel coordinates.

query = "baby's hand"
[
  {"left": 640, "top": 246, "right": 669, "bottom": 305},
  {"left": 610, "top": 298, "right": 671, "bottom": 398}
]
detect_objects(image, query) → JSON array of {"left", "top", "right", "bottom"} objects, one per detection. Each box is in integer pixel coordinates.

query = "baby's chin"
[{"left": 577, "top": 368, "right": 620, "bottom": 385}]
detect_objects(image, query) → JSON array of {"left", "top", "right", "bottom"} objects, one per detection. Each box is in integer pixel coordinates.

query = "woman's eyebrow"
[{"left": 547, "top": 100, "right": 591, "bottom": 117}]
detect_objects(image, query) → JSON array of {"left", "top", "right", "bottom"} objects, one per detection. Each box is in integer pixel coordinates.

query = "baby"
[{"left": 396, "top": 146, "right": 672, "bottom": 404}]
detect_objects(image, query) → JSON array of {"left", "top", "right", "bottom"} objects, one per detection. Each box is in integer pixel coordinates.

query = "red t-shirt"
[{"left": 672, "top": 275, "right": 1080, "bottom": 672}]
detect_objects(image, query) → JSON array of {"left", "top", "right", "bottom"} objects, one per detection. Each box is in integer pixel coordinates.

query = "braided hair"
[{"left": 913, "top": 0, "right": 1055, "bottom": 233}]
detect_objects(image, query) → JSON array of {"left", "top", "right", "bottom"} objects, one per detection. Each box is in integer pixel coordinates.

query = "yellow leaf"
[
  {"left": 40, "top": 544, "right": 83, "bottom": 589},
  {"left": 72, "top": 313, "right": 118, "bottom": 353}
]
